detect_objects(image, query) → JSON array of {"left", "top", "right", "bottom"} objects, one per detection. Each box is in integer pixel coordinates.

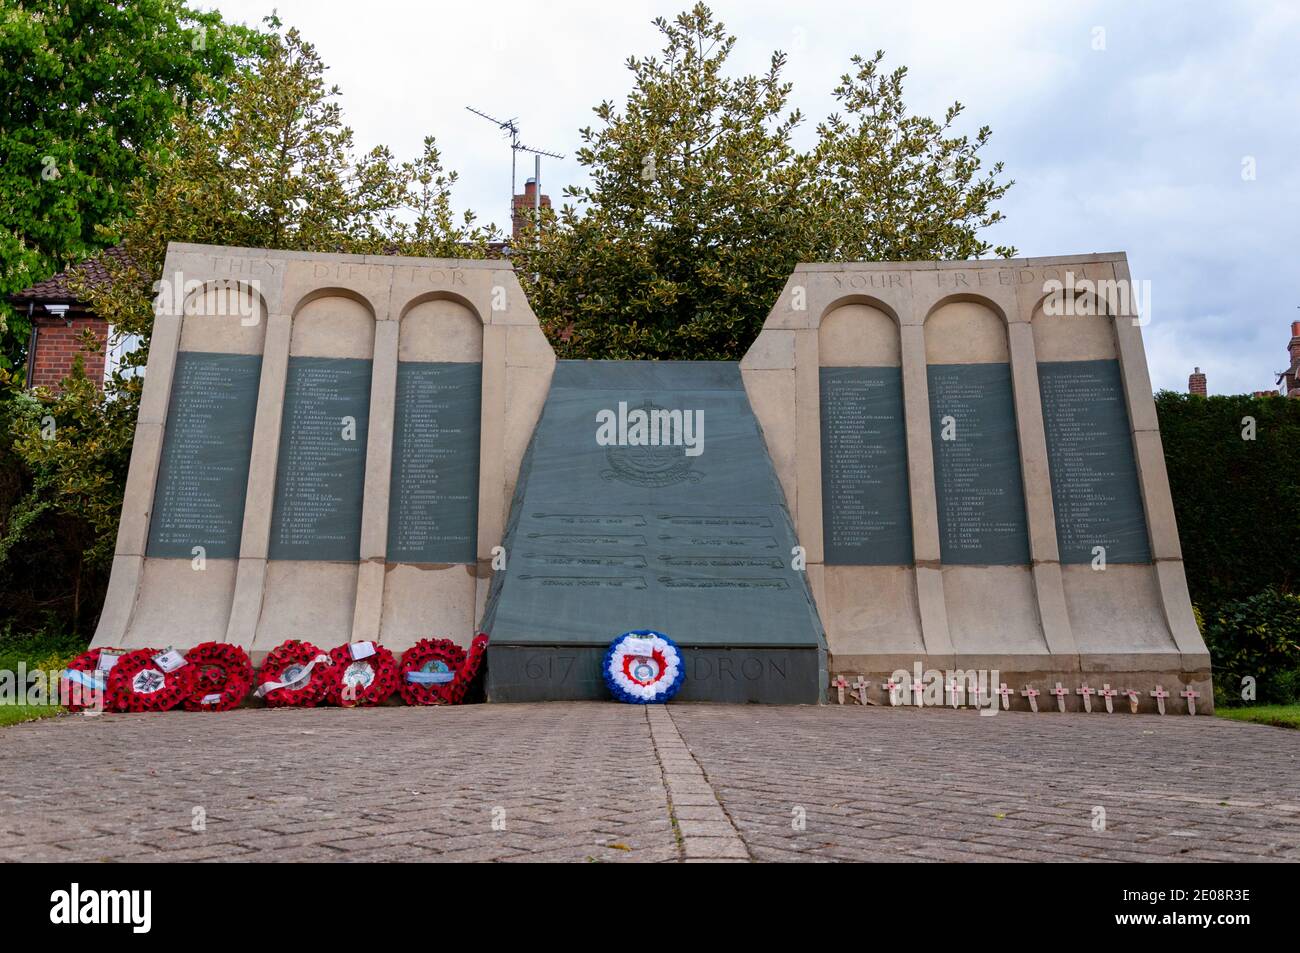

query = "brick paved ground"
[{"left": 1, "top": 703, "right": 1297, "bottom": 862}]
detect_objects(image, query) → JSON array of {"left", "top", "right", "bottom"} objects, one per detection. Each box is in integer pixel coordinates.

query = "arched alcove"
[
  {"left": 924, "top": 298, "right": 1008, "bottom": 363},
  {"left": 291, "top": 292, "right": 375, "bottom": 358},
  {"left": 399, "top": 297, "right": 482, "bottom": 362},
  {"left": 1030, "top": 291, "right": 1118, "bottom": 362},
  {"left": 819, "top": 302, "right": 900, "bottom": 366},
  {"left": 180, "top": 282, "right": 268, "bottom": 353}
]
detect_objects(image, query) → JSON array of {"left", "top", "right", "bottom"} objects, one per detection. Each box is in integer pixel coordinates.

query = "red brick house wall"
[{"left": 28, "top": 313, "right": 108, "bottom": 389}]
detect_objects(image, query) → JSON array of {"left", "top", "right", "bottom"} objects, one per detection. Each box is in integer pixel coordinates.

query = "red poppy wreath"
[
  {"left": 255, "top": 639, "right": 334, "bottom": 708},
  {"left": 59, "top": 646, "right": 127, "bottom": 712},
  {"left": 106, "top": 648, "right": 195, "bottom": 713},
  {"left": 398, "top": 638, "right": 468, "bottom": 706},
  {"left": 181, "top": 641, "right": 253, "bottom": 712},
  {"left": 449, "top": 633, "right": 490, "bottom": 704},
  {"left": 327, "top": 642, "right": 399, "bottom": 707}
]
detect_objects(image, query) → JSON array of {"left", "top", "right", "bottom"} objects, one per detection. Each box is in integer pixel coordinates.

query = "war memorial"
[{"left": 89, "top": 243, "right": 1212, "bottom": 712}]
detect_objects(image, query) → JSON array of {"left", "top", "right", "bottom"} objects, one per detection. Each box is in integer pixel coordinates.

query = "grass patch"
[
  {"left": 0, "top": 628, "right": 88, "bottom": 728},
  {"left": 1216, "top": 704, "right": 1300, "bottom": 730},
  {"left": 0, "top": 703, "right": 64, "bottom": 728}
]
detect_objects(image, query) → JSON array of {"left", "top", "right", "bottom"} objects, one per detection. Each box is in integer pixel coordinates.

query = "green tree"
[
  {"left": 2, "top": 24, "right": 493, "bottom": 638},
  {"left": 811, "top": 50, "right": 1016, "bottom": 262},
  {"left": 514, "top": 3, "right": 1016, "bottom": 361},
  {"left": 83, "top": 26, "right": 495, "bottom": 362},
  {"left": 0, "top": 0, "right": 266, "bottom": 369}
]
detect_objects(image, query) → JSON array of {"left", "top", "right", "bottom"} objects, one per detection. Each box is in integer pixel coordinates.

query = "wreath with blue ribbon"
[{"left": 603, "top": 630, "right": 684, "bottom": 704}]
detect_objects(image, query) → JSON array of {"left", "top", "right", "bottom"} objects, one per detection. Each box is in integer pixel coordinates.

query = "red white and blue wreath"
[
  {"left": 60, "top": 646, "right": 126, "bottom": 712},
  {"left": 398, "top": 638, "right": 467, "bottom": 706},
  {"left": 603, "top": 630, "right": 684, "bottom": 704},
  {"left": 255, "top": 640, "right": 334, "bottom": 708},
  {"left": 327, "top": 642, "right": 399, "bottom": 707}
]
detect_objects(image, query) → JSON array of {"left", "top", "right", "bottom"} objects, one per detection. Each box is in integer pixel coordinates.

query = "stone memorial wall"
[
  {"left": 92, "top": 244, "right": 555, "bottom": 660},
  {"left": 94, "top": 245, "right": 1209, "bottom": 709},
  {"left": 741, "top": 254, "right": 1212, "bottom": 711}
]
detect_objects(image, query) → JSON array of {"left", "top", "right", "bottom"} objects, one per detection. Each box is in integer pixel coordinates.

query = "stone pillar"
[
  {"left": 793, "top": 329, "right": 823, "bottom": 563},
  {"left": 350, "top": 318, "right": 399, "bottom": 642},
  {"left": 474, "top": 323, "right": 508, "bottom": 615},
  {"left": 92, "top": 300, "right": 184, "bottom": 647},
  {"left": 898, "top": 321, "right": 954, "bottom": 662},
  {"left": 1005, "top": 320, "right": 1077, "bottom": 659},
  {"left": 223, "top": 311, "right": 291, "bottom": 649}
]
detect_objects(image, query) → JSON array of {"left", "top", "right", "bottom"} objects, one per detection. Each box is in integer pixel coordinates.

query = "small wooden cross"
[
  {"left": 911, "top": 678, "right": 926, "bottom": 708},
  {"left": 1076, "top": 683, "right": 1095, "bottom": 714},
  {"left": 997, "top": 682, "right": 1013, "bottom": 710},
  {"left": 969, "top": 681, "right": 983, "bottom": 708},
  {"left": 851, "top": 675, "right": 870, "bottom": 706},
  {"left": 1099, "top": 683, "right": 1118, "bottom": 714},
  {"left": 1021, "top": 685, "right": 1040, "bottom": 713},
  {"left": 1180, "top": 687, "right": 1200, "bottom": 716},
  {"left": 1049, "top": 682, "right": 1070, "bottom": 713},
  {"left": 1150, "top": 685, "right": 1170, "bottom": 715},
  {"left": 1123, "top": 688, "right": 1141, "bottom": 714},
  {"left": 946, "top": 677, "right": 962, "bottom": 709},
  {"left": 883, "top": 677, "right": 902, "bottom": 707},
  {"left": 830, "top": 674, "right": 848, "bottom": 705}
]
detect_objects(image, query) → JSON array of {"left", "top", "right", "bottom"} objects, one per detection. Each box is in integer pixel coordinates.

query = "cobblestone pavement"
[{"left": 1, "top": 703, "right": 1297, "bottom": 862}]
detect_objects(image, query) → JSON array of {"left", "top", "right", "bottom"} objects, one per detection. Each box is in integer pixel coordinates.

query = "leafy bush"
[
  {"left": 0, "top": 625, "right": 88, "bottom": 675},
  {"left": 1203, "top": 588, "right": 1300, "bottom": 705}
]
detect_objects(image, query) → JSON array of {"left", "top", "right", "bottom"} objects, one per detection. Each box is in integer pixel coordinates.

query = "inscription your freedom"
[{"left": 827, "top": 266, "right": 1095, "bottom": 292}]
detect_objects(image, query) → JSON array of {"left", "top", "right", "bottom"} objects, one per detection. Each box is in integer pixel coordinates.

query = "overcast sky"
[{"left": 205, "top": 0, "right": 1299, "bottom": 394}]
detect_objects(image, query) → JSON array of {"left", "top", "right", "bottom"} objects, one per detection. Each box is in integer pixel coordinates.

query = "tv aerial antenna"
[{"left": 466, "top": 106, "right": 565, "bottom": 224}]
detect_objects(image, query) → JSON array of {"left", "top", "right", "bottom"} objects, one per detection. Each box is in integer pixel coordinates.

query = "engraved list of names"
[
  {"left": 928, "top": 362, "right": 1030, "bottom": 565},
  {"left": 268, "top": 356, "right": 372, "bottom": 561},
  {"left": 819, "top": 366, "right": 913, "bottom": 565},
  {"left": 147, "top": 351, "right": 261, "bottom": 559},
  {"left": 1039, "top": 359, "right": 1150, "bottom": 563},
  {"left": 387, "top": 361, "right": 481, "bottom": 563}
]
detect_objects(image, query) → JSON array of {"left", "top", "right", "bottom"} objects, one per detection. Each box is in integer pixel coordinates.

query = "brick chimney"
[
  {"left": 1286, "top": 321, "right": 1300, "bottom": 398},
  {"left": 1188, "top": 367, "right": 1207, "bottom": 396},
  {"left": 511, "top": 177, "right": 551, "bottom": 240}
]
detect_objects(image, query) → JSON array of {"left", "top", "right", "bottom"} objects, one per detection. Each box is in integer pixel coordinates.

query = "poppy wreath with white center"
[
  {"left": 106, "top": 648, "right": 195, "bottom": 713},
  {"left": 448, "top": 633, "right": 490, "bottom": 704},
  {"left": 602, "top": 630, "right": 684, "bottom": 704},
  {"left": 181, "top": 641, "right": 253, "bottom": 712},
  {"left": 327, "top": 643, "right": 399, "bottom": 707},
  {"left": 398, "top": 639, "right": 467, "bottom": 706},
  {"left": 59, "top": 646, "right": 126, "bottom": 712},
  {"left": 256, "top": 640, "right": 334, "bottom": 708}
]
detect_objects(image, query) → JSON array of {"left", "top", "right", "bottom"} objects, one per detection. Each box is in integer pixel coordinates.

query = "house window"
[{"left": 104, "top": 325, "right": 144, "bottom": 380}]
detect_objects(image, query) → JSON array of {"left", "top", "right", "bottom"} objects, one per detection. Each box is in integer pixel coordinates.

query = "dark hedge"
[{"left": 1155, "top": 391, "right": 1299, "bottom": 611}]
